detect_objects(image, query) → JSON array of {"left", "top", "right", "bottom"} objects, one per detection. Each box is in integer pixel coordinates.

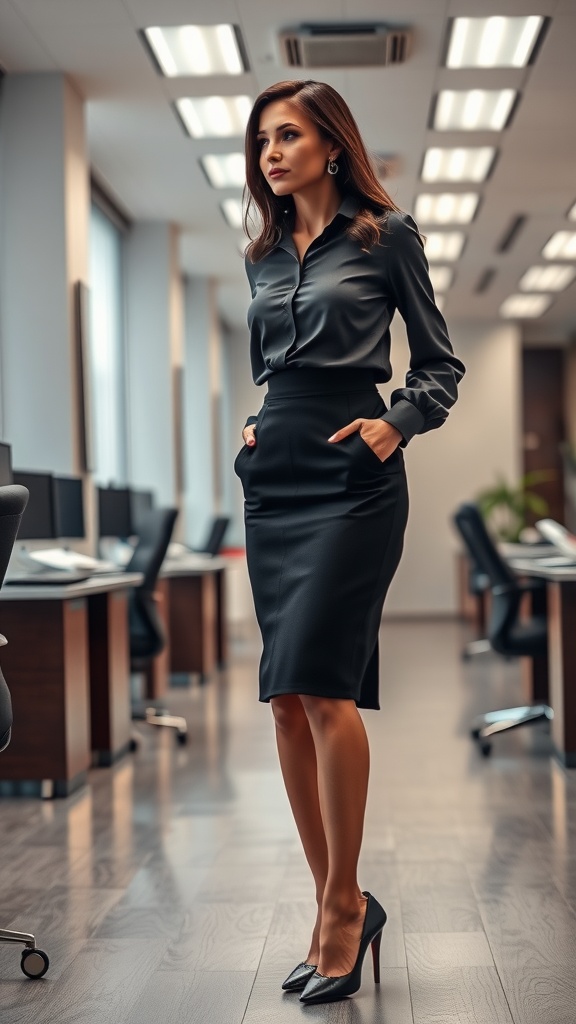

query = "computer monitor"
[
  {"left": 12, "top": 471, "right": 57, "bottom": 540},
  {"left": 130, "top": 489, "right": 155, "bottom": 531},
  {"left": 98, "top": 486, "right": 133, "bottom": 538},
  {"left": 0, "top": 442, "right": 13, "bottom": 486},
  {"left": 53, "top": 476, "right": 85, "bottom": 539},
  {"left": 197, "top": 516, "right": 230, "bottom": 556}
]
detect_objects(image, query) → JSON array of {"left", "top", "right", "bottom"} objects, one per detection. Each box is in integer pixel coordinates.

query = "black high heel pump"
[
  {"left": 281, "top": 961, "right": 317, "bottom": 992},
  {"left": 299, "top": 892, "right": 386, "bottom": 1005}
]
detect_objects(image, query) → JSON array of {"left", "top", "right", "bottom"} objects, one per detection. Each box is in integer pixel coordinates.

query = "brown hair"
[{"left": 243, "top": 79, "right": 402, "bottom": 263}]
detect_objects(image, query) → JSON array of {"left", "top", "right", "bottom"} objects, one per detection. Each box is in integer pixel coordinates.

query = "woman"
[{"left": 234, "top": 80, "right": 465, "bottom": 1005}]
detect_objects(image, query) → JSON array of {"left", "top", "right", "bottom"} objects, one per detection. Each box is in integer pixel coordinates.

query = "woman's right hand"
[{"left": 242, "top": 425, "right": 257, "bottom": 448}]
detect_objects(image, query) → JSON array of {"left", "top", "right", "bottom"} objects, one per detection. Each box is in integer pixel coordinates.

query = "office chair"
[
  {"left": 0, "top": 484, "right": 50, "bottom": 979},
  {"left": 461, "top": 559, "right": 492, "bottom": 661},
  {"left": 126, "top": 507, "right": 188, "bottom": 745},
  {"left": 453, "top": 502, "right": 552, "bottom": 756},
  {"left": 194, "top": 515, "right": 230, "bottom": 557}
]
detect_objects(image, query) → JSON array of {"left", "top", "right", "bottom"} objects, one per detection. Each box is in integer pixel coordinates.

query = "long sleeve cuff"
[
  {"left": 244, "top": 415, "right": 258, "bottom": 429},
  {"left": 380, "top": 400, "right": 426, "bottom": 447}
]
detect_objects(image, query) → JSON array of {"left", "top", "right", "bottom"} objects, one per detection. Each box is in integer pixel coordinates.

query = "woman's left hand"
[{"left": 328, "top": 419, "right": 403, "bottom": 462}]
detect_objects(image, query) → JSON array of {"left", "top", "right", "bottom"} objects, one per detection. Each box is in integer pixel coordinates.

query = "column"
[{"left": 0, "top": 73, "right": 89, "bottom": 474}]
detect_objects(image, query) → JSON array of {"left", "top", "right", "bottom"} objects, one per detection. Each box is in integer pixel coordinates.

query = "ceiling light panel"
[
  {"left": 500, "top": 294, "right": 552, "bottom": 319},
  {"left": 434, "top": 89, "right": 516, "bottom": 131},
  {"left": 221, "top": 198, "right": 243, "bottom": 229},
  {"left": 542, "top": 232, "right": 576, "bottom": 260},
  {"left": 422, "top": 147, "right": 495, "bottom": 183},
  {"left": 429, "top": 267, "right": 454, "bottom": 292},
  {"left": 425, "top": 232, "right": 466, "bottom": 262},
  {"left": 415, "top": 193, "right": 479, "bottom": 225},
  {"left": 176, "top": 96, "right": 251, "bottom": 138},
  {"left": 201, "top": 153, "right": 245, "bottom": 188},
  {"left": 519, "top": 265, "right": 576, "bottom": 292},
  {"left": 446, "top": 16, "right": 544, "bottom": 69},
  {"left": 144, "top": 24, "right": 246, "bottom": 77}
]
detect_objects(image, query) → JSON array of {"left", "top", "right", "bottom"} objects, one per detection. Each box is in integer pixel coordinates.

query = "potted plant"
[{"left": 475, "top": 471, "right": 552, "bottom": 542}]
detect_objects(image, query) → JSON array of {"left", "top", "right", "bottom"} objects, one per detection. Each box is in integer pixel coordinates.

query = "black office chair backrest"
[
  {"left": 453, "top": 502, "right": 517, "bottom": 591},
  {"left": 198, "top": 516, "right": 230, "bottom": 556},
  {"left": 125, "top": 507, "right": 178, "bottom": 592},
  {"left": 453, "top": 501, "right": 527, "bottom": 655},
  {"left": 0, "top": 485, "right": 29, "bottom": 587},
  {"left": 0, "top": 484, "right": 30, "bottom": 752}
]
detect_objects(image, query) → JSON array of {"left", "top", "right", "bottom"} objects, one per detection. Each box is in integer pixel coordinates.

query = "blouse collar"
[{"left": 277, "top": 193, "right": 361, "bottom": 256}]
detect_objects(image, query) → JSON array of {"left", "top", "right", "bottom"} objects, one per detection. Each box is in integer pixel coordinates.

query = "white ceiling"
[{"left": 1, "top": 0, "right": 576, "bottom": 334}]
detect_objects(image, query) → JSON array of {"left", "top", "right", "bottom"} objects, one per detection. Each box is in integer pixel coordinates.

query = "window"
[{"left": 88, "top": 203, "right": 128, "bottom": 483}]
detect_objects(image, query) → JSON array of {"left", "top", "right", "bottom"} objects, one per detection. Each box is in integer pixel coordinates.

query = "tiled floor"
[{"left": 1, "top": 618, "right": 576, "bottom": 1023}]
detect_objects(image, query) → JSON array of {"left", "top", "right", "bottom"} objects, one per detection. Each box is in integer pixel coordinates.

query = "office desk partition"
[
  {"left": 0, "top": 573, "right": 142, "bottom": 796},
  {"left": 508, "top": 559, "right": 576, "bottom": 767}
]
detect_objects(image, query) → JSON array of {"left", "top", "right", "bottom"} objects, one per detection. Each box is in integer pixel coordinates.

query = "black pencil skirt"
[{"left": 233, "top": 367, "right": 409, "bottom": 710}]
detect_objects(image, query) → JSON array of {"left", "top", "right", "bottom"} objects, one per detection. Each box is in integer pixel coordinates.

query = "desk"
[
  {"left": 161, "top": 555, "right": 228, "bottom": 682},
  {"left": 0, "top": 573, "right": 142, "bottom": 796},
  {"left": 508, "top": 558, "right": 576, "bottom": 767}
]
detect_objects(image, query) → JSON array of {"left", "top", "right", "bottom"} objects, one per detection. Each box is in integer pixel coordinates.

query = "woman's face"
[{"left": 256, "top": 98, "right": 337, "bottom": 196}]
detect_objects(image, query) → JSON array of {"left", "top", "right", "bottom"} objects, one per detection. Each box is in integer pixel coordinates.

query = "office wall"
[
  {"left": 222, "top": 319, "right": 522, "bottom": 615},
  {"left": 182, "top": 277, "right": 226, "bottom": 548},
  {"left": 566, "top": 342, "right": 576, "bottom": 450},
  {"left": 221, "top": 325, "right": 263, "bottom": 548},
  {"left": 384, "top": 319, "right": 521, "bottom": 615}
]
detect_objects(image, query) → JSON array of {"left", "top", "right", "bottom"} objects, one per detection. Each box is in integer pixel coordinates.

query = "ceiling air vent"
[{"left": 280, "top": 23, "right": 411, "bottom": 68}]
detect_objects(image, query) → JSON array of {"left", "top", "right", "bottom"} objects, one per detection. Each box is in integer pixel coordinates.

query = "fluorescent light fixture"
[
  {"left": 569, "top": 202, "right": 576, "bottom": 221},
  {"left": 221, "top": 198, "right": 243, "bottom": 229},
  {"left": 542, "top": 231, "right": 576, "bottom": 260},
  {"left": 201, "top": 153, "right": 245, "bottom": 188},
  {"left": 434, "top": 89, "right": 516, "bottom": 131},
  {"left": 144, "top": 24, "right": 245, "bottom": 77},
  {"left": 415, "top": 193, "right": 479, "bottom": 225},
  {"left": 176, "top": 95, "right": 252, "bottom": 138},
  {"left": 446, "top": 16, "right": 544, "bottom": 68},
  {"left": 429, "top": 267, "right": 454, "bottom": 293},
  {"left": 500, "top": 294, "right": 552, "bottom": 319},
  {"left": 422, "top": 147, "right": 495, "bottom": 183},
  {"left": 519, "top": 265, "right": 576, "bottom": 292},
  {"left": 425, "top": 232, "right": 466, "bottom": 262}
]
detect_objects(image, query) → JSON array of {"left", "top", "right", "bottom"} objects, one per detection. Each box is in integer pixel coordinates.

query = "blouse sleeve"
[
  {"left": 243, "top": 257, "right": 259, "bottom": 430},
  {"left": 379, "top": 212, "right": 465, "bottom": 446}
]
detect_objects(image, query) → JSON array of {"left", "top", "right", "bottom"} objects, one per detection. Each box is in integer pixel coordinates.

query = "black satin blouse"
[{"left": 243, "top": 194, "right": 465, "bottom": 445}]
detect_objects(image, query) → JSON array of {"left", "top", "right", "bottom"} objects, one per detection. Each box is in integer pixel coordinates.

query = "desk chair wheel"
[
  {"left": 21, "top": 948, "right": 49, "bottom": 979},
  {"left": 176, "top": 729, "right": 188, "bottom": 745},
  {"left": 480, "top": 741, "right": 492, "bottom": 757},
  {"left": 470, "top": 726, "right": 481, "bottom": 739}
]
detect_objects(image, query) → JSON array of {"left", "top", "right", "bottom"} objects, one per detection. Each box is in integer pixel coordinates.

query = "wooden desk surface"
[{"left": 0, "top": 572, "right": 143, "bottom": 602}]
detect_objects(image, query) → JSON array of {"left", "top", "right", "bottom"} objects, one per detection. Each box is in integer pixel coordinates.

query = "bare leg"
[
  {"left": 270, "top": 695, "right": 329, "bottom": 963},
  {"left": 300, "top": 696, "right": 370, "bottom": 978}
]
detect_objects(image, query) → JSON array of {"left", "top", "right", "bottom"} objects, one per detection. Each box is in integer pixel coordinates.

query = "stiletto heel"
[
  {"left": 371, "top": 929, "right": 382, "bottom": 984},
  {"left": 299, "top": 892, "right": 387, "bottom": 1005}
]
